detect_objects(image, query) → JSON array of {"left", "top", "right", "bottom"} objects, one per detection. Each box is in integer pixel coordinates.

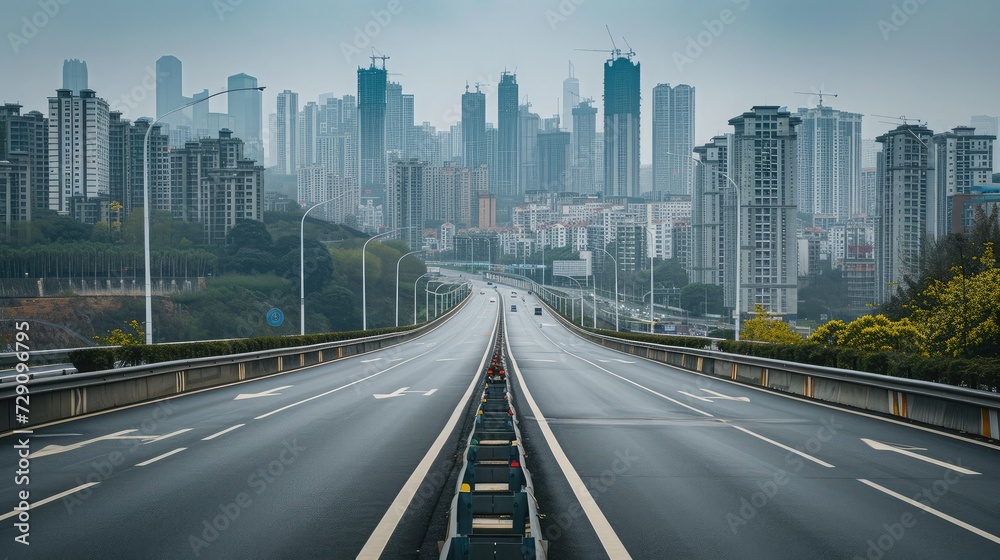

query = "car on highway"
[
  {"left": 489, "top": 297, "right": 496, "bottom": 303},
  {"left": 510, "top": 305, "right": 517, "bottom": 312},
  {"left": 534, "top": 306, "right": 542, "bottom": 316}
]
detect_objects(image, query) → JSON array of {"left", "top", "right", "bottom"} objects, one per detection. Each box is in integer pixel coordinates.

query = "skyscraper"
[
  {"left": 518, "top": 104, "right": 540, "bottom": 192},
  {"left": 795, "top": 104, "right": 862, "bottom": 223},
  {"left": 652, "top": 83, "right": 695, "bottom": 198},
  {"left": 386, "top": 82, "right": 404, "bottom": 154},
  {"left": 562, "top": 62, "right": 580, "bottom": 142},
  {"left": 729, "top": 106, "right": 801, "bottom": 318},
  {"left": 48, "top": 89, "right": 110, "bottom": 217},
  {"left": 0, "top": 103, "right": 48, "bottom": 215},
  {"left": 692, "top": 135, "right": 735, "bottom": 306},
  {"left": 227, "top": 73, "right": 262, "bottom": 161},
  {"left": 62, "top": 59, "right": 88, "bottom": 95},
  {"left": 462, "top": 85, "right": 487, "bottom": 169},
  {"left": 358, "top": 59, "right": 388, "bottom": 193},
  {"left": 389, "top": 159, "right": 426, "bottom": 250},
  {"left": 155, "top": 55, "right": 186, "bottom": 129},
  {"left": 299, "top": 101, "right": 319, "bottom": 168},
  {"left": 497, "top": 71, "right": 519, "bottom": 196},
  {"left": 275, "top": 90, "right": 298, "bottom": 175},
  {"left": 970, "top": 115, "right": 999, "bottom": 172},
  {"left": 603, "top": 54, "right": 640, "bottom": 198},
  {"left": 538, "top": 130, "right": 571, "bottom": 192},
  {"left": 875, "top": 123, "right": 934, "bottom": 303},
  {"left": 572, "top": 100, "right": 598, "bottom": 194},
  {"left": 108, "top": 113, "right": 168, "bottom": 217}
]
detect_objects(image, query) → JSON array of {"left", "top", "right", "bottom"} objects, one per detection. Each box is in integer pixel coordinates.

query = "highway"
[
  {"left": 0, "top": 293, "right": 498, "bottom": 559},
  {"left": 500, "top": 287, "right": 1000, "bottom": 560}
]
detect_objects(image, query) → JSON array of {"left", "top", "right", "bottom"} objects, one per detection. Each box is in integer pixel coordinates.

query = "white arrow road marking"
[
  {"left": 373, "top": 387, "right": 438, "bottom": 399},
  {"left": 234, "top": 385, "right": 292, "bottom": 400},
  {"left": 859, "top": 479, "right": 1000, "bottom": 545},
  {"left": 861, "top": 438, "right": 980, "bottom": 475},
  {"left": 678, "top": 388, "right": 751, "bottom": 402},
  {"left": 30, "top": 429, "right": 136, "bottom": 458},
  {"left": 0, "top": 482, "right": 100, "bottom": 522}
]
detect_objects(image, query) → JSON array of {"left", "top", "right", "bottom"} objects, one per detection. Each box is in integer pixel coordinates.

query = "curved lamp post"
[
  {"left": 395, "top": 250, "right": 423, "bottom": 326},
  {"left": 144, "top": 85, "right": 264, "bottom": 344}
]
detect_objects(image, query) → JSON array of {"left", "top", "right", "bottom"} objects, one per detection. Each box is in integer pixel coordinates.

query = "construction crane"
[
  {"left": 369, "top": 48, "right": 389, "bottom": 69},
  {"left": 794, "top": 89, "right": 838, "bottom": 107},
  {"left": 872, "top": 114, "right": 926, "bottom": 126},
  {"left": 575, "top": 25, "right": 635, "bottom": 61}
]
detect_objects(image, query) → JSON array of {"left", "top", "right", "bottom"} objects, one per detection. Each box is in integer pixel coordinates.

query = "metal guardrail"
[
  {"left": 440, "top": 315, "right": 545, "bottom": 559},
  {"left": 0, "top": 294, "right": 471, "bottom": 434},
  {"left": 485, "top": 271, "right": 1000, "bottom": 440}
]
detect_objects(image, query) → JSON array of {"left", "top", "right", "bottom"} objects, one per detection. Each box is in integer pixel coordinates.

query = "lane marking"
[
  {"left": 360, "top": 358, "right": 382, "bottom": 363},
  {"left": 858, "top": 478, "right": 1000, "bottom": 545},
  {"left": 255, "top": 345, "right": 450, "bottom": 419},
  {"left": 142, "top": 428, "right": 192, "bottom": 444},
  {"left": 525, "top": 359, "right": 557, "bottom": 363},
  {"left": 29, "top": 429, "right": 137, "bottom": 458},
  {"left": 202, "top": 424, "right": 245, "bottom": 441},
  {"left": 135, "top": 447, "right": 187, "bottom": 467},
  {"left": 0, "top": 482, "right": 101, "bottom": 522},
  {"left": 356, "top": 307, "right": 499, "bottom": 559},
  {"left": 435, "top": 358, "right": 459, "bottom": 362},
  {"left": 731, "top": 425, "right": 835, "bottom": 468},
  {"left": 505, "top": 328, "right": 635, "bottom": 559},
  {"left": 678, "top": 389, "right": 751, "bottom": 403},
  {"left": 861, "top": 438, "right": 980, "bottom": 475},
  {"left": 234, "top": 385, "right": 293, "bottom": 400}
]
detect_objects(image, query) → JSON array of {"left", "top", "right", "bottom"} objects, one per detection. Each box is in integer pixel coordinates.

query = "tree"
[
  {"left": 95, "top": 319, "right": 145, "bottom": 346},
  {"left": 834, "top": 314, "right": 924, "bottom": 354},
  {"left": 741, "top": 304, "right": 804, "bottom": 344},
  {"left": 680, "top": 283, "right": 724, "bottom": 315},
  {"left": 808, "top": 320, "right": 847, "bottom": 345},
  {"left": 907, "top": 243, "right": 1000, "bottom": 357}
]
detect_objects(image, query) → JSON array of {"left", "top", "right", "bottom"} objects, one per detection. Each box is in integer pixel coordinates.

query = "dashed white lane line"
[
  {"left": 731, "top": 425, "right": 835, "bottom": 468},
  {"left": 858, "top": 478, "right": 1000, "bottom": 545},
  {"left": 135, "top": 447, "right": 187, "bottom": 467},
  {"left": 202, "top": 424, "right": 245, "bottom": 441},
  {"left": 0, "top": 482, "right": 100, "bottom": 522}
]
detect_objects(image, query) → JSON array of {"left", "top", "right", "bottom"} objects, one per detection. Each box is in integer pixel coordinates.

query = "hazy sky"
[{"left": 3, "top": 0, "right": 998, "bottom": 164}]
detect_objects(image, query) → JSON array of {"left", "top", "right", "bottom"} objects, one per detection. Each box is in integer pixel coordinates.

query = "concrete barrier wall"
[
  {"left": 485, "top": 271, "right": 1000, "bottom": 440},
  {"left": 0, "top": 296, "right": 470, "bottom": 433}
]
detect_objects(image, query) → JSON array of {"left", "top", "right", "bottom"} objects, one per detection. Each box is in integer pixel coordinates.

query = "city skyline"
[{"left": 4, "top": 0, "right": 999, "bottom": 166}]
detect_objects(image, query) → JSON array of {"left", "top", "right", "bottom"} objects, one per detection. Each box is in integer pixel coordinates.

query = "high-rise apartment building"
[
  {"left": 875, "top": 123, "right": 934, "bottom": 303},
  {"left": 62, "top": 59, "right": 88, "bottom": 95},
  {"left": 562, "top": 62, "right": 580, "bottom": 144},
  {"left": 930, "top": 126, "right": 995, "bottom": 236},
  {"left": 275, "top": 90, "right": 298, "bottom": 174},
  {"left": 691, "top": 135, "right": 737, "bottom": 307},
  {"left": 386, "top": 82, "right": 404, "bottom": 155},
  {"left": 0, "top": 103, "right": 48, "bottom": 216},
  {"left": 389, "top": 159, "right": 426, "bottom": 249},
  {"left": 795, "top": 104, "right": 862, "bottom": 222},
  {"left": 48, "top": 89, "right": 110, "bottom": 217},
  {"left": 572, "top": 100, "right": 598, "bottom": 194},
  {"left": 518, "top": 104, "right": 540, "bottom": 192},
  {"left": 108, "top": 113, "right": 169, "bottom": 216},
  {"left": 169, "top": 129, "right": 263, "bottom": 243},
  {"left": 538, "top": 130, "right": 571, "bottom": 192},
  {"left": 462, "top": 85, "right": 487, "bottom": 169},
  {"left": 970, "top": 115, "right": 999, "bottom": 172},
  {"left": 603, "top": 54, "right": 640, "bottom": 198},
  {"left": 496, "top": 71, "right": 519, "bottom": 196},
  {"left": 358, "top": 61, "right": 388, "bottom": 193},
  {"left": 299, "top": 101, "right": 319, "bottom": 168},
  {"left": 652, "top": 83, "right": 695, "bottom": 198},
  {"left": 729, "top": 106, "right": 801, "bottom": 318}
]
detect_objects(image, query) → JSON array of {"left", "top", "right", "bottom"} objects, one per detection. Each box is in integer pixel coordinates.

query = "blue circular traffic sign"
[{"left": 266, "top": 307, "right": 284, "bottom": 327}]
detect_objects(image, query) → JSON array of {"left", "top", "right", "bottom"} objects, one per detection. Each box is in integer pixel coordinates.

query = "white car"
[{"left": 489, "top": 298, "right": 496, "bottom": 303}]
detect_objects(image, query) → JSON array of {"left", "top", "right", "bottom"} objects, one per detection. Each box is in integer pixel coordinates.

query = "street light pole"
[
  {"left": 300, "top": 197, "right": 342, "bottom": 335},
  {"left": 597, "top": 247, "right": 619, "bottom": 331},
  {"left": 666, "top": 151, "right": 742, "bottom": 341},
  {"left": 361, "top": 226, "right": 415, "bottom": 330},
  {"left": 395, "top": 250, "right": 423, "bottom": 327},
  {"left": 648, "top": 225, "right": 654, "bottom": 333},
  {"left": 144, "top": 85, "right": 264, "bottom": 344},
  {"left": 413, "top": 272, "right": 432, "bottom": 325},
  {"left": 554, "top": 274, "right": 585, "bottom": 327}
]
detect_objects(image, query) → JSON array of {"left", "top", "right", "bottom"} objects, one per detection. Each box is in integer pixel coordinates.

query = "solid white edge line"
[
  {"left": 857, "top": 478, "right": 1000, "bottom": 545},
  {"left": 731, "top": 425, "right": 836, "bottom": 468},
  {"left": 506, "top": 326, "right": 634, "bottom": 559},
  {"left": 0, "top": 482, "right": 100, "bottom": 522},
  {"left": 202, "top": 424, "right": 246, "bottom": 441},
  {"left": 135, "top": 447, "right": 187, "bottom": 467},
  {"left": 355, "top": 306, "right": 499, "bottom": 559},
  {"left": 568, "top": 327, "right": 1000, "bottom": 453}
]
